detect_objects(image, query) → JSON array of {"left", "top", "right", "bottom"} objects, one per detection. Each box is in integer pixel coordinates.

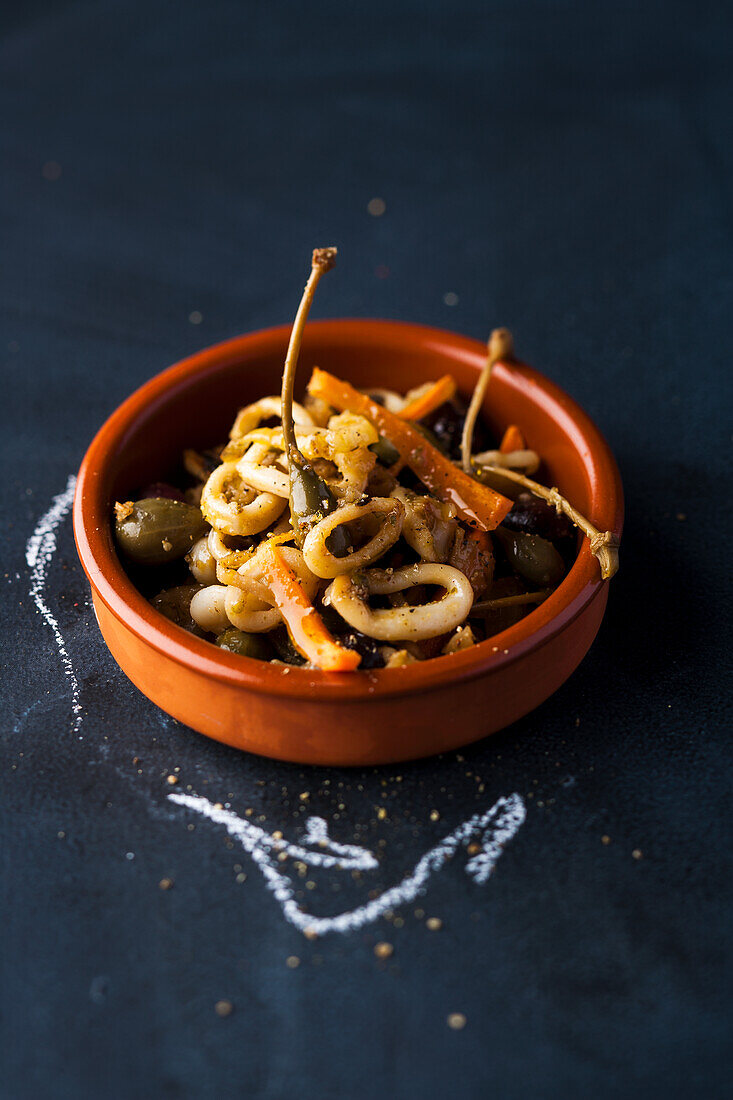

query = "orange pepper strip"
[
  {"left": 398, "top": 374, "right": 456, "bottom": 421},
  {"left": 500, "top": 424, "right": 526, "bottom": 454},
  {"left": 259, "top": 543, "right": 361, "bottom": 672},
  {"left": 308, "top": 368, "right": 513, "bottom": 531}
]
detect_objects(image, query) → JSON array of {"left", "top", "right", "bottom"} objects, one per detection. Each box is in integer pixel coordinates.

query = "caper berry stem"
[
  {"left": 280, "top": 247, "right": 338, "bottom": 543},
  {"left": 460, "top": 327, "right": 514, "bottom": 474},
  {"left": 476, "top": 463, "right": 620, "bottom": 579}
]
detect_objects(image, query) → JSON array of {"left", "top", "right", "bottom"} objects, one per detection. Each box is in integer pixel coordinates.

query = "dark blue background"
[{"left": 2, "top": 2, "right": 731, "bottom": 1097}]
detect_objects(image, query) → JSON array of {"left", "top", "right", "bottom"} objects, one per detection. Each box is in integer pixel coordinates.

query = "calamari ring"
[
  {"left": 302, "top": 497, "right": 405, "bottom": 579},
  {"left": 189, "top": 584, "right": 231, "bottom": 634},
  {"left": 230, "top": 397, "right": 314, "bottom": 441},
  {"left": 235, "top": 460, "right": 290, "bottom": 499},
  {"left": 224, "top": 588, "right": 282, "bottom": 633},
  {"left": 391, "top": 487, "right": 456, "bottom": 563},
  {"left": 186, "top": 536, "right": 218, "bottom": 585},
  {"left": 472, "top": 448, "right": 540, "bottom": 475},
  {"left": 201, "top": 462, "right": 286, "bottom": 536},
  {"left": 327, "top": 562, "right": 474, "bottom": 642}
]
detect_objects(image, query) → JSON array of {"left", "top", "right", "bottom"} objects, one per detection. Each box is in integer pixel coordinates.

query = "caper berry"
[
  {"left": 215, "top": 628, "right": 273, "bottom": 661},
  {"left": 114, "top": 498, "right": 208, "bottom": 565},
  {"left": 496, "top": 528, "right": 566, "bottom": 587}
]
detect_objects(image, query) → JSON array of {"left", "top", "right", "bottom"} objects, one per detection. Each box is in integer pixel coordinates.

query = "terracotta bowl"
[{"left": 73, "top": 320, "right": 623, "bottom": 766}]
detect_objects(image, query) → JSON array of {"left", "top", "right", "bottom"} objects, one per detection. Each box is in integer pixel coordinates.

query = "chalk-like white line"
[
  {"left": 25, "top": 475, "right": 82, "bottom": 733},
  {"left": 169, "top": 792, "right": 526, "bottom": 937},
  {"left": 26, "top": 478, "right": 528, "bottom": 941}
]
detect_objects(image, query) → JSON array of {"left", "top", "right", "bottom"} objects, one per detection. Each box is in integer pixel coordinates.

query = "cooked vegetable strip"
[
  {"left": 474, "top": 463, "right": 620, "bottom": 579},
  {"left": 308, "top": 368, "right": 513, "bottom": 532},
  {"left": 281, "top": 248, "right": 341, "bottom": 544},
  {"left": 259, "top": 542, "right": 361, "bottom": 671},
  {"left": 500, "top": 424, "right": 525, "bottom": 453},
  {"left": 460, "top": 328, "right": 514, "bottom": 473},
  {"left": 398, "top": 375, "right": 457, "bottom": 420}
]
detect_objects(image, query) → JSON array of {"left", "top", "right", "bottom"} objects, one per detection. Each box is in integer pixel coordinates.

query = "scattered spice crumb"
[
  {"left": 447, "top": 1013, "right": 466, "bottom": 1030},
  {"left": 367, "top": 197, "right": 386, "bottom": 217},
  {"left": 426, "top": 917, "right": 443, "bottom": 931},
  {"left": 57, "top": 830, "right": 66, "bottom": 840},
  {"left": 299, "top": 792, "right": 310, "bottom": 801},
  {"left": 286, "top": 956, "right": 300, "bottom": 969},
  {"left": 42, "top": 160, "right": 62, "bottom": 181},
  {"left": 377, "top": 807, "right": 387, "bottom": 820},
  {"left": 235, "top": 872, "right": 247, "bottom": 883},
  {"left": 166, "top": 775, "right": 178, "bottom": 786},
  {"left": 214, "top": 1000, "right": 233, "bottom": 1018},
  {"left": 601, "top": 835, "right": 611, "bottom": 845},
  {"left": 303, "top": 927, "right": 318, "bottom": 941},
  {"left": 158, "top": 877, "right": 174, "bottom": 890},
  {"left": 467, "top": 842, "right": 481, "bottom": 855},
  {"left": 632, "top": 849, "right": 643, "bottom": 860},
  {"left": 430, "top": 810, "right": 440, "bottom": 822},
  {"left": 374, "top": 942, "right": 393, "bottom": 959}
]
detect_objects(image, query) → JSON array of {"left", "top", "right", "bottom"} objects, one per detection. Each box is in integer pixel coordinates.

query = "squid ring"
[
  {"left": 390, "top": 487, "right": 456, "bottom": 563},
  {"left": 186, "top": 536, "right": 218, "bottom": 585},
  {"left": 189, "top": 585, "right": 231, "bottom": 634},
  {"left": 327, "top": 562, "right": 474, "bottom": 642},
  {"left": 224, "top": 588, "right": 282, "bottom": 633},
  {"left": 201, "top": 462, "right": 286, "bottom": 536},
  {"left": 235, "top": 460, "right": 290, "bottom": 499},
  {"left": 229, "top": 396, "right": 315, "bottom": 440},
  {"left": 302, "top": 497, "right": 405, "bottom": 579}
]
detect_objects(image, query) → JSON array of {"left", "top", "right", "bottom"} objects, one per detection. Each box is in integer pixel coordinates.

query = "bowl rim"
[{"left": 73, "top": 318, "right": 624, "bottom": 701}]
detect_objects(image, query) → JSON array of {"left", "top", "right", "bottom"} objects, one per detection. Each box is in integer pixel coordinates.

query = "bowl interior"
[{"left": 77, "top": 320, "right": 622, "bottom": 698}]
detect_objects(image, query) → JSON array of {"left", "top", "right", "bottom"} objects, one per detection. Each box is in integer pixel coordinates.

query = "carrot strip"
[
  {"left": 308, "top": 368, "right": 513, "bottom": 532},
  {"left": 398, "top": 375, "right": 456, "bottom": 421},
  {"left": 259, "top": 543, "right": 361, "bottom": 672},
  {"left": 500, "top": 424, "right": 525, "bottom": 454}
]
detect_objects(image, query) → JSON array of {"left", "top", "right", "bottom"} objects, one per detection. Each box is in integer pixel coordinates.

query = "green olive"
[
  {"left": 369, "top": 436, "right": 401, "bottom": 466},
  {"left": 114, "top": 498, "right": 208, "bottom": 565},
  {"left": 496, "top": 528, "right": 566, "bottom": 587},
  {"left": 215, "top": 628, "right": 274, "bottom": 661}
]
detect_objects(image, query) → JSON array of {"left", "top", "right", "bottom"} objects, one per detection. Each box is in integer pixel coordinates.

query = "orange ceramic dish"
[{"left": 73, "top": 320, "right": 623, "bottom": 766}]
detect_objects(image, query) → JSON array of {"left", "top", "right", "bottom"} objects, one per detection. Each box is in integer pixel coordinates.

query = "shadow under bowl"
[{"left": 73, "top": 320, "right": 623, "bottom": 765}]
